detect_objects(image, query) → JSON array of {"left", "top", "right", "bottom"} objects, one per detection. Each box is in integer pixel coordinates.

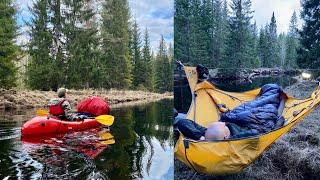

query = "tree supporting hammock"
[{"left": 174, "top": 66, "right": 320, "bottom": 174}]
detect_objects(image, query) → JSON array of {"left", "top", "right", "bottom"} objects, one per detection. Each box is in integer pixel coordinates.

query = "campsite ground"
[
  {"left": 174, "top": 81, "right": 320, "bottom": 179},
  {"left": 0, "top": 89, "right": 173, "bottom": 110}
]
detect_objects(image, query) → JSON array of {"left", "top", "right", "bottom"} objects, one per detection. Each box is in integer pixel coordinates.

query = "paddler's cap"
[{"left": 57, "top": 88, "right": 67, "bottom": 98}]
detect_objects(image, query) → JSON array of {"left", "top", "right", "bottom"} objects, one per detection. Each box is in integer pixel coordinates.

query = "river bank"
[
  {"left": 174, "top": 81, "right": 320, "bottom": 179},
  {"left": 0, "top": 89, "right": 173, "bottom": 110}
]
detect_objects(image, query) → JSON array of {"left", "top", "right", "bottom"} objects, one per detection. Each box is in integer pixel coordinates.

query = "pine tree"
[
  {"left": 285, "top": 11, "right": 299, "bottom": 69},
  {"left": 226, "top": 0, "right": 257, "bottom": 68},
  {"left": 142, "top": 28, "right": 153, "bottom": 91},
  {"left": 101, "top": 0, "right": 132, "bottom": 89},
  {"left": 0, "top": 0, "right": 17, "bottom": 88}
]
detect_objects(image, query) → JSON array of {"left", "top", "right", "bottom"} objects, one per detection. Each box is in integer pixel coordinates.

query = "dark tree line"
[
  {"left": 175, "top": 0, "right": 304, "bottom": 69},
  {"left": 0, "top": 0, "right": 18, "bottom": 88},
  {"left": 23, "top": 0, "right": 172, "bottom": 92}
]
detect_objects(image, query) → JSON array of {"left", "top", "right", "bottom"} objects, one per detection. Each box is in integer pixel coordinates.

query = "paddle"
[
  {"left": 36, "top": 109, "right": 49, "bottom": 116},
  {"left": 98, "top": 131, "right": 115, "bottom": 145},
  {"left": 35, "top": 109, "right": 115, "bottom": 126}
]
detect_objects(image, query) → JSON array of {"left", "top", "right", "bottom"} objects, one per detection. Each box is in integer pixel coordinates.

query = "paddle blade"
[
  {"left": 98, "top": 132, "right": 115, "bottom": 145},
  {"left": 95, "top": 115, "right": 115, "bottom": 126},
  {"left": 36, "top": 109, "right": 49, "bottom": 116}
]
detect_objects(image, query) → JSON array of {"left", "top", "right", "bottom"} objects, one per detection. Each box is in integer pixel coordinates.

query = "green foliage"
[
  {"left": 0, "top": 0, "right": 17, "bottom": 88},
  {"left": 285, "top": 11, "right": 299, "bottom": 69},
  {"left": 27, "top": 0, "right": 98, "bottom": 90},
  {"left": 101, "top": 0, "right": 132, "bottom": 89},
  {"left": 142, "top": 28, "right": 153, "bottom": 91},
  {"left": 297, "top": 0, "right": 320, "bottom": 68},
  {"left": 174, "top": 0, "right": 192, "bottom": 64},
  {"left": 131, "top": 20, "right": 143, "bottom": 88},
  {"left": 226, "top": 0, "right": 257, "bottom": 68},
  {"left": 129, "top": 22, "right": 154, "bottom": 91},
  {"left": 263, "top": 12, "right": 280, "bottom": 67},
  {"left": 25, "top": 0, "right": 167, "bottom": 92},
  {"left": 175, "top": 0, "right": 303, "bottom": 69},
  {"left": 154, "top": 36, "right": 173, "bottom": 93}
]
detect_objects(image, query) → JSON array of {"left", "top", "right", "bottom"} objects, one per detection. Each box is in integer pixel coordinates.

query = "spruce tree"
[
  {"left": 101, "top": 0, "right": 132, "bottom": 89},
  {"left": 174, "top": 0, "right": 191, "bottom": 64},
  {"left": 154, "top": 36, "right": 172, "bottom": 93},
  {"left": 217, "top": 0, "right": 229, "bottom": 67},
  {"left": 26, "top": 0, "right": 58, "bottom": 90},
  {"left": 226, "top": 0, "right": 257, "bottom": 68},
  {"left": 285, "top": 11, "right": 299, "bottom": 69},
  {"left": 142, "top": 28, "right": 153, "bottom": 91},
  {"left": 265, "top": 12, "right": 280, "bottom": 67},
  {"left": 0, "top": 0, "right": 17, "bottom": 88},
  {"left": 258, "top": 27, "right": 268, "bottom": 67},
  {"left": 297, "top": 0, "right": 320, "bottom": 68},
  {"left": 63, "top": 0, "right": 99, "bottom": 88},
  {"left": 131, "top": 20, "right": 144, "bottom": 89},
  {"left": 189, "top": 0, "right": 208, "bottom": 65},
  {"left": 278, "top": 33, "right": 287, "bottom": 67}
]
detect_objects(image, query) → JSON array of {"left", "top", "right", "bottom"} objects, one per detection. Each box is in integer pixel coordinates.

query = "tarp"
[
  {"left": 174, "top": 66, "right": 320, "bottom": 175},
  {"left": 77, "top": 96, "right": 110, "bottom": 116}
]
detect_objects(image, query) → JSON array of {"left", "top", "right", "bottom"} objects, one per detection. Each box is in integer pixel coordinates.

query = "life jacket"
[{"left": 48, "top": 98, "right": 66, "bottom": 116}]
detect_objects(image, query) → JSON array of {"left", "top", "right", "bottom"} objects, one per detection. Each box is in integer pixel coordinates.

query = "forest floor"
[
  {"left": 0, "top": 89, "right": 173, "bottom": 110},
  {"left": 174, "top": 81, "right": 320, "bottom": 180}
]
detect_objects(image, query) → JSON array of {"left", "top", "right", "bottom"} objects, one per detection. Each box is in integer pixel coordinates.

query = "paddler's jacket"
[{"left": 48, "top": 98, "right": 76, "bottom": 121}]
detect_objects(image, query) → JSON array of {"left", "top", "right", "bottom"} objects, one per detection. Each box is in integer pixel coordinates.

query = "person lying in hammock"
[{"left": 175, "top": 84, "right": 286, "bottom": 140}]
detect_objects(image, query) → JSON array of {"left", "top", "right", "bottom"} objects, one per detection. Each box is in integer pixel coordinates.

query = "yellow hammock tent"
[{"left": 174, "top": 66, "right": 320, "bottom": 175}]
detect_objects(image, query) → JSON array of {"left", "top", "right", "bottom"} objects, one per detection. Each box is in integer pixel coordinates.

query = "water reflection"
[
  {"left": 96, "top": 99, "right": 173, "bottom": 179},
  {"left": 0, "top": 99, "right": 173, "bottom": 179}
]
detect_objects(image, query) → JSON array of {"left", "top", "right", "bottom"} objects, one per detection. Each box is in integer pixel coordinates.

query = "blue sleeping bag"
[{"left": 220, "top": 84, "right": 286, "bottom": 134}]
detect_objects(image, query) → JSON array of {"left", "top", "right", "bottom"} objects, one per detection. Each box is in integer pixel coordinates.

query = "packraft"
[{"left": 21, "top": 116, "right": 101, "bottom": 136}]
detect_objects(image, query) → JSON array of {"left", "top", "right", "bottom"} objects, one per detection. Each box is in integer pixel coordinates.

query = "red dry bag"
[{"left": 77, "top": 96, "right": 110, "bottom": 116}]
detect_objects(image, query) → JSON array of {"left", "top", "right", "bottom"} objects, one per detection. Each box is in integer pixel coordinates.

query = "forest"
[
  {"left": 174, "top": 0, "right": 319, "bottom": 70},
  {"left": 0, "top": 0, "right": 173, "bottom": 93}
]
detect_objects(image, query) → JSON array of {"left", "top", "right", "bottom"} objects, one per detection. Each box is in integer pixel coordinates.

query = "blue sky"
[{"left": 16, "top": 0, "right": 300, "bottom": 48}]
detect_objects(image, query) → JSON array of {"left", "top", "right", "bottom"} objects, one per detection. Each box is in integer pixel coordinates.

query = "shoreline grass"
[{"left": 0, "top": 88, "right": 173, "bottom": 110}]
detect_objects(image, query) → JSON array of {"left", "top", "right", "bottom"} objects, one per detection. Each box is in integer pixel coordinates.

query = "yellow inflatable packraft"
[{"left": 174, "top": 66, "right": 320, "bottom": 175}]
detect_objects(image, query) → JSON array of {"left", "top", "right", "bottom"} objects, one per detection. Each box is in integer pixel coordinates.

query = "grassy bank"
[
  {"left": 0, "top": 89, "right": 173, "bottom": 110},
  {"left": 175, "top": 81, "right": 320, "bottom": 179}
]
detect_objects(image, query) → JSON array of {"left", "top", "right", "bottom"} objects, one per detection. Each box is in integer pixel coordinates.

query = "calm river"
[{"left": 0, "top": 99, "right": 173, "bottom": 180}]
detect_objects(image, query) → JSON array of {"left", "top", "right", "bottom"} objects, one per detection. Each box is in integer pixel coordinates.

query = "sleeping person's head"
[{"left": 205, "top": 122, "right": 230, "bottom": 140}]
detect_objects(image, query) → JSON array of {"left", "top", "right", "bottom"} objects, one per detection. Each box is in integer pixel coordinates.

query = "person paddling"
[{"left": 48, "top": 88, "right": 78, "bottom": 121}]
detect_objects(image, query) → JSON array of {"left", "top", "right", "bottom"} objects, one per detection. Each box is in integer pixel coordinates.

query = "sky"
[
  {"left": 15, "top": 0, "right": 173, "bottom": 51},
  {"left": 129, "top": 0, "right": 173, "bottom": 51},
  {"left": 16, "top": 0, "right": 300, "bottom": 48},
  {"left": 251, "top": 0, "right": 302, "bottom": 33}
]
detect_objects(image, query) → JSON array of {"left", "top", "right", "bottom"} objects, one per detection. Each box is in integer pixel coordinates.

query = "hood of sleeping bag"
[{"left": 77, "top": 96, "right": 110, "bottom": 116}]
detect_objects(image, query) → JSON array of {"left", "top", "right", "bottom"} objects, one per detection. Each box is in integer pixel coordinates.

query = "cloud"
[
  {"left": 129, "top": 0, "right": 173, "bottom": 52},
  {"left": 251, "top": 0, "right": 301, "bottom": 33}
]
